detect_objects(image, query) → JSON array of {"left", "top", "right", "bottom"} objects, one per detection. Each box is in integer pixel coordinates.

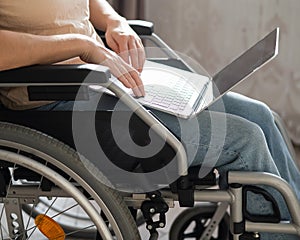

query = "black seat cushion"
[{"left": 0, "top": 109, "right": 176, "bottom": 173}]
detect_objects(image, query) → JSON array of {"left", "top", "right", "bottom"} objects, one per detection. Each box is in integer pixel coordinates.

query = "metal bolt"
[
  {"left": 253, "top": 232, "right": 260, "bottom": 239},
  {"left": 147, "top": 225, "right": 153, "bottom": 230},
  {"left": 149, "top": 208, "right": 155, "bottom": 213},
  {"left": 159, "top": 222, "right": 165, "bottom": 228}
]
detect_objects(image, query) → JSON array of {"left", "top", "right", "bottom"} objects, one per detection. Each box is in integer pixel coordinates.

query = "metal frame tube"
[
  {"left": 246, "top": 221, "right": 300, "bottom": 235},
  {"left": 107, "top": 82, "right": 189, "bottom": 176},
  {"left": 161, "top": 189, "right": 232, "bottom": 203},
  {"left": 228, "top": 172, "right": 300, "bottom": 226},
  {"left": 229, "top": 186, "right": 243, "bottom": 224},
  {"left": 228, "top": 171, "right": 300, "bottom": 238}
]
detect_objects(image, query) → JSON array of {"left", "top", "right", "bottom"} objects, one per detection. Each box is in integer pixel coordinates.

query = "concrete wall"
[{"left": 144, "top": 0, "right": 300, "bottom": 144}]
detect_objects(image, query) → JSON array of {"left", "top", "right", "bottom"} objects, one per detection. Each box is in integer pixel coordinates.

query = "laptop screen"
[{"left": 212, "top": 28, "right": 279, "bottom": 96}]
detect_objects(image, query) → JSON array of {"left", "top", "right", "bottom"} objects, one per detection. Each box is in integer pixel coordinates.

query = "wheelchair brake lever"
[{"left": 141, "top": 191, "right": 169, "bottom": 240}]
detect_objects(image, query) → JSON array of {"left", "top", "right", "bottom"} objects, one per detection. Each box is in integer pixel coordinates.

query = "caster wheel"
[{"left": 169, "top": 205, "right": 230, "bottom": 240}]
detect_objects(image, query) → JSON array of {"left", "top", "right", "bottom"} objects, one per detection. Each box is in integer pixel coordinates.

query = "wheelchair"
[{"left": 0, "top": 20, "right": 300, "bottom": 240}]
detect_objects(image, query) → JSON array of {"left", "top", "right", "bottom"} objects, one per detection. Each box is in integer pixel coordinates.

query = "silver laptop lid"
[
  {"left": 193, "top": 28, "right": 279, "bottom": 117},
  {"left": 213, "top": 27, "right": 279, "bottom": 96}
]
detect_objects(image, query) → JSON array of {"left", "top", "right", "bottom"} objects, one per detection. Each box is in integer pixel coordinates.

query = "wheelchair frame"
[{"left": 0, "top": 20, "right": 299, "bottom": 240}]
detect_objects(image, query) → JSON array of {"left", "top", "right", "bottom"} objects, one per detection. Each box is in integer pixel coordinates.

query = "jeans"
[{"left": 36, "top": 91, "right": 300, "bottom": 240}]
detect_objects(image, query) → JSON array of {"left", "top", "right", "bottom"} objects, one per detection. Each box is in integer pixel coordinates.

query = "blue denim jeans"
[{"left": 36, "top": 91, "right": 300, "bottom": 240}]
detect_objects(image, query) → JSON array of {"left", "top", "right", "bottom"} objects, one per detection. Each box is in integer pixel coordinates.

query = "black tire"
[
  {"left": 0, "top": 122, "right": 140, "bottom": 240},
  {"left": 169, "top": 205, "right": 230, "bottom": 240}
]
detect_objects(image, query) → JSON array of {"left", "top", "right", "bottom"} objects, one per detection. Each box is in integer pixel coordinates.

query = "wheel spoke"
[{"left": 65, "top": 224, "right": 95, "bottom": 237}]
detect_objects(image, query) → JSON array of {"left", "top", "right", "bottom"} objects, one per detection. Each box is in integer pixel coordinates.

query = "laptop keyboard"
[
  {"left": 140, "top": 79, "right": 196, "bottom": 111},
  {"left": 91, "top": 62, "right": 211, "bottom": 118}
]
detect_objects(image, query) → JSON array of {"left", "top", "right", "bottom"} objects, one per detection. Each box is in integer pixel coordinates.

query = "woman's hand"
[
  {"left": 105, "top": 18, "right": 145, "bottom": 73},
  {"left": 80, "top": 38, "right": 145, "bottom": 97}
]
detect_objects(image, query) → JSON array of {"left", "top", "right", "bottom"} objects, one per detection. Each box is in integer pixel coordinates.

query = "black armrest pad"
[
  {"left": 96, "top": 20, "right": 154, "bottom": 36},
  {"left": 127, "top": 20, "right": 154, "bottom": 35},
  {"left": 0, "top": 64, "right": 110, "bottom": 86}
]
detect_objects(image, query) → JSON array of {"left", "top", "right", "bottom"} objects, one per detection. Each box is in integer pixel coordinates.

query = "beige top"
[{"left": 0, "top": 0, "right": 99, "bottom": 110}]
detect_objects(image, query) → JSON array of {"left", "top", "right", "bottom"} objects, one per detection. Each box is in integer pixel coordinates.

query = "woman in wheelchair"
[{"left": 0, "top": 1, "right": 299, "bottom": 240}]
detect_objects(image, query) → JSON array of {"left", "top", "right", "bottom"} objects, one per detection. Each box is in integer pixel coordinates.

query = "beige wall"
[{"left": 144, "top": 0, "right": 300, "bottom": 144}]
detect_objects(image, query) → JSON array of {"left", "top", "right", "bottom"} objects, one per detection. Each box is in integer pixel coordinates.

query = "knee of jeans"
[
  {"left": 247, "top": 121, "right": 266, "bottom": 144},
  {"left": 228, "top": 115, "right": 266, "bottom": 148},
  {"left": 251, "top": 101, "right": 274, "bottom": 124}
]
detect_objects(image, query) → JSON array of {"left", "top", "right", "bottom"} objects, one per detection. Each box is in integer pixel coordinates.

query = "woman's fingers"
[
  {"left": 81, "top": 38, "right": 145, "bottom": 96},
  {"left": 125, "top": 65, "right": 145, "bottom": 96},
  {"left": 120, "top": 70, "right": 143, "bottom": 97},
  {"left": 125, "top": 37, "right": 145, "bottom": 73},
  {"left": 103, "top": 54, "right": 145, "bottom": 97},
  {"left": 137, "top": 46, "right": 146, "bottom": 73},
  {"left": 135, "top": 39, "right": 146, "bottom": 73},
  {"left": 108, "top": 33, "right": 146, "bottom": 73},
  {"left": 128, "top": 40, "right": 139, "bottom": 71},
  {"left": 118, "top": 36, "right": 130, "bottom": 64}
]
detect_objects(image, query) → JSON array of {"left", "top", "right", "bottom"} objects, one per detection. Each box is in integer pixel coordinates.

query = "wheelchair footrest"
[{"left": 243, "top": 186, "right": 281, "bottom": 223}]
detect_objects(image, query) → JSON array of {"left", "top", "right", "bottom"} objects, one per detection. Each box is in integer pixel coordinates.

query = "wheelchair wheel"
[
  {"left": 21, "top": 198, "right": 99, "bottom": 238},
  {"left": 169, "top": 205, "right": 230, "bottom": 240},
  {"left": 0, "top": 122, "right": 140, "bottom": 240}
]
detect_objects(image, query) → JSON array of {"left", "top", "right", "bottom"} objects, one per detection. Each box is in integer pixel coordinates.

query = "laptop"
[{"left": 94, "top": 28, "right": 279, "bottom": 119}]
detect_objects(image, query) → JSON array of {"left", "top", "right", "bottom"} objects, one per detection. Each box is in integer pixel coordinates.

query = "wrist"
[
  {"left": 75, "top": 35, "right": 95, "bottom": 60},
  {"left": 76, "top": 35, "right": 106, "bottom": 64},
  {"left": 105, "top": 16, "right": 127, "bottom": 31}
]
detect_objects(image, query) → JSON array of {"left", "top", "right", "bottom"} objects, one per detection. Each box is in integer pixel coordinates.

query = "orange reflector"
[{"left": 35, "top": 214, "right": 65, "bottom": 240}]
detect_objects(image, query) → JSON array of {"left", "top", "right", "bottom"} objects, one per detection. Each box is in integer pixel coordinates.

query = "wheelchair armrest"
[
  {"left": 95, "top": 20, "right": 154, "bottom": 36},
  {"left": 0, "top": 64, "right": 111, "bottom": 100},
  {"left": 127, "top": 20, "right": 154, "bottom": 36},
  {"left": 0, "top": 64, "right": 110, "bottom": 101},
  {"left": 0, "top": 64, "right": 110, "bottom": 86}
]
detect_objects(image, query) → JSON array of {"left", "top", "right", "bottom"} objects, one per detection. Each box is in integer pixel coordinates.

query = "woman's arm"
[
  {"left": 89, "top": 0, "right": 145, "bottom": 73},
  {"left": 0, "top": 30, "right": 90, "bottom": 71},
  {"left": 89, "top": 0, "right": 123, "bottom": 31},
  {"left": 0, "top": 30, "right": 144, "bottom": 96}
]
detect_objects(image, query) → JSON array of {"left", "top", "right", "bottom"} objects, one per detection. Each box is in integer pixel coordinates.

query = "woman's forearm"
[
  {"left": 0, "top": 30, "right": 90, "bottom": 71},
  {"left": 89, "top": 0, "right": 126, "bottom": 31},
  {"left": 0, "top": 29, "right": 145, "bottom": 96}
]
